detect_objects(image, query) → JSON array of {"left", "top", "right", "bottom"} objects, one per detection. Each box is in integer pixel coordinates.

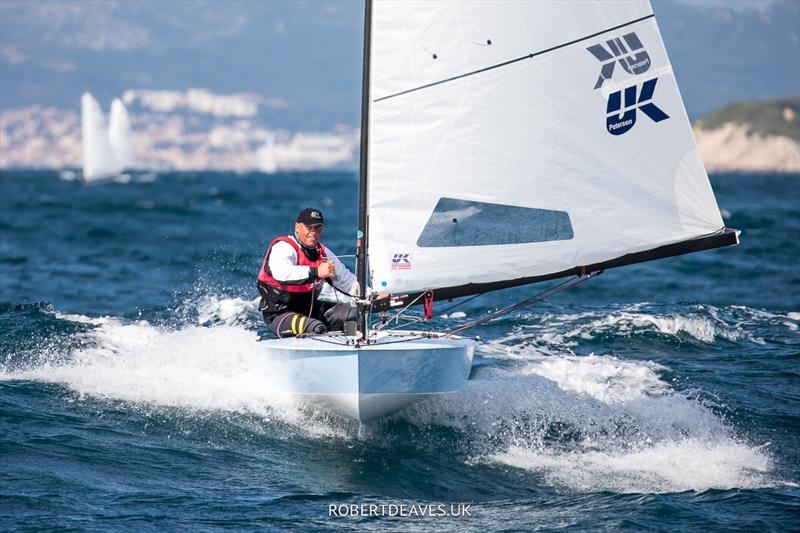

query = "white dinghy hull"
[{"left": 262, "top": 332, "right": 475, "bottom": 422}]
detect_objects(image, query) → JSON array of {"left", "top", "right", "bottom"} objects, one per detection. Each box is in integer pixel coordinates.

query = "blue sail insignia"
[{"left": 606, "top": 78, "right": 670, "bottom": 135}]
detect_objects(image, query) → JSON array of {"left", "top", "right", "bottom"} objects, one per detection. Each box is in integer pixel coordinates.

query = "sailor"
[{"left": 257, "top": 207, "right": 359, "bottom": 337}]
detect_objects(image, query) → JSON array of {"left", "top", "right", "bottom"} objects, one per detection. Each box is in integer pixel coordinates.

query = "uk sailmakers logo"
[
  {"left": 391, "top": 253, "right": 412, "bottom": 270},
  {"left": 606, "top": 79, "right": 669, "bottom": 135},
  {"left": 587, "top": 31, "right": 669, "bottom": 135},
  {"left": 587, "top": 32, "right": 651, "bottom": 89}
]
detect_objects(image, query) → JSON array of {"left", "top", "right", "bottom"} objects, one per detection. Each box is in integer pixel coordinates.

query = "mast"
[{"left": 355, "top": 0, "right": 372, "bottom": 337}]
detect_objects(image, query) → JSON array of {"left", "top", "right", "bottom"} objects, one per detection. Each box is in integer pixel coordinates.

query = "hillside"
[
  {"left": 693, "top": 99, "right": 800, "bottom": 173},
  {"left": 696, "top": 99, "right": 800, "bottom": 141}
]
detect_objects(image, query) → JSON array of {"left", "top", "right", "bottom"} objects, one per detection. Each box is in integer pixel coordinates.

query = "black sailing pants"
[{"left": 262, "top": 302, "right": 357, "bottom": 338}]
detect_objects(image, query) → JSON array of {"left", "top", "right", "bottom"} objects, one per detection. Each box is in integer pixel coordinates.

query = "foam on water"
[
  {"left": 1, "top": 298, "right": 783, "bottom": 493},
  {"left": 1, "top": 305, "right": 346, "bottom": 438},
  {"left": 402, "top": 347, "right": 775, "bottom": 493},
  {"left": 196, "top": 295, "right": 261, "bottom": 326},
  {"left": 492, "top": 439, "right": 770, "bottom": 493},
  {"left": 494, "top": 303, "right": 771, "bottom": 349},
  {"left": 522, "top": 354, "right": 669, "bottom": 403}
]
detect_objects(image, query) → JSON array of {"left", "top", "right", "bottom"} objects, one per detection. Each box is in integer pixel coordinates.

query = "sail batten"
[{"left": 374, "top": 12, "right": 655, "bottom": 103}]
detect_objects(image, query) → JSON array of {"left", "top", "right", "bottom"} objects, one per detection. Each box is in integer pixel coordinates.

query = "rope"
[
  {"left": 383, "top": 315, "right": 424, "bottom": 331},
  {"left": 444, "top": 270, "right": 603, "bottom": 337},
  {"left": 438, "top": 293, "right": 483, "bottom": 317},
  {"left": 300, "top": 331, "right": 426, "bottom": 346},
  {"left": 377, "top": 292, "right": 482, "bottom": 331},
  {"left": 365, "top": 335, "right": 426, "bottom": 346},
  {"left": 301, "top": 334, "right": 352, "bottom": 346},
  {"left": 373, "top": 289, "right": 431, "bottom": 332}
]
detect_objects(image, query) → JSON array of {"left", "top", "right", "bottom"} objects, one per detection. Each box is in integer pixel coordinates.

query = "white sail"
[
  {"left": 108, "top": 98, "right": 133, "bottom": 170},
  {"left": 81, "top": 92, "right": 122, "bottom": 180},
  {"left": 365, "top": 0, "right": 725, "bottom": 296},
  {"left": 258, "top": 132, "right": 278, "bottom": 174}
]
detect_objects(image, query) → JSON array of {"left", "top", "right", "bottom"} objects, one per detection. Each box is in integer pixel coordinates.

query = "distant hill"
[
  {"left": 695, "top": 99, "right": 800, "bottom": 141},
  {"left": 693, "top": 99, "right": 800, "bottom": 173}
]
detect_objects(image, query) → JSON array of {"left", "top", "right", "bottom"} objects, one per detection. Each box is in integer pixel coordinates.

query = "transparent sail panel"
[{"left": 417, "top": 198, "right": 573, "bottom": 247}]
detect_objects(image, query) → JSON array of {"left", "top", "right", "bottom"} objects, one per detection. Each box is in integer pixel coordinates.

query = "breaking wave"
[
  {"left": 1, "top": 298, "right": 790, "bottom": 493},
  {"left": 0, "top": 300, "right": 347, "bottom": 438},
  {"left": 483, "top": 303, "right": 791, "bottom": 351},
  {"left": 402, "top": 351, "right": 774, "bottom": 493}
]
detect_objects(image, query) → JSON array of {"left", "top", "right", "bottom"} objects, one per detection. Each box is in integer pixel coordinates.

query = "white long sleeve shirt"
[{"left": 267, "top": 235, "right": 357, "bottom": 294}]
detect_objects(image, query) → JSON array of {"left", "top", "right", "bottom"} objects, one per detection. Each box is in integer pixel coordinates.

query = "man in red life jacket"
[{"left": 257, "top": 207, "right": 359, "bottom": 337}]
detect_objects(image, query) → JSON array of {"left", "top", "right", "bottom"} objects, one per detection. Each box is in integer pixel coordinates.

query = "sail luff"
[
  {"left": 373, "top": 12, "right": 656, "bottom": 104},
  {"left": 356, "top": 0, "right": 373, "bottom": 334}
]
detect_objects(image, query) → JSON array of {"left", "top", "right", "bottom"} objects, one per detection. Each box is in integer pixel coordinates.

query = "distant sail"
[
  {"left": 108, "top": 98, "right": 133, "bottom": 170},
  {"left": 258, "top": 132, "right": 278, "bottom": 174},
  {"left": 365, "top": 0, "right": 727, "bottom": 297},
  {"left": 81, "top": 92, "right": 121, "bottom": 180}
]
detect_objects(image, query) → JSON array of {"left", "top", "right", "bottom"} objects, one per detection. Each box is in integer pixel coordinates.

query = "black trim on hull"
[{"left": 371, "top": 228, "right": 739, "bottom": 312}]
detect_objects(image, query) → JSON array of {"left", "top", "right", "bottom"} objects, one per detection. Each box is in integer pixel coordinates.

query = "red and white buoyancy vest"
[{"left": 257, "top": 236, "right": 327, "bottom": 293}]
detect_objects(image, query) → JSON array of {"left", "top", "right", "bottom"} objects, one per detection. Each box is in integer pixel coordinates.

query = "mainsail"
[
  {"left": 108, "top": 98, "right": 133, "bottom": 170},
  {"left": 81, "top": 92, "right": 121, "bottom": 180},
  {"left": 81, "top": 92, "right": 133, "bottom": 180},
  {"left": 359, "top": 0, "right": 737, "bottom": 310}
]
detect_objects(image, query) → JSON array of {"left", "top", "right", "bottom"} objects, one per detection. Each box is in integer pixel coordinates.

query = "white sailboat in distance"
[
  {"left": 81, "top": 92, "right": 133, "bottom": 181},
  {"left": 258, "top": 132, "right": 278, "bottom": 174},
  {"left": 108, "top": 98, "right": 133, "bottom": 171},
  {"left": 261, "top": 0, "right": 739, "bottom": 422}
]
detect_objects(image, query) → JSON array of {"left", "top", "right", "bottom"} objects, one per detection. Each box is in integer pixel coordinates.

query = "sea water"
[{"left": 1, "top": 170, "right": 798, "bottom": 530}]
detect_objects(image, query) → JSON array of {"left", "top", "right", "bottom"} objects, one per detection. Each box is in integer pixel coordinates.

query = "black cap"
[{"left": 296, "top": 207, "right": 325, "bottom": 226}]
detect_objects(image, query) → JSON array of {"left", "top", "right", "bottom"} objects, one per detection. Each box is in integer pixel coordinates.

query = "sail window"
[{"left": 417, "top": 197, "right": 574, "bottom": 247}]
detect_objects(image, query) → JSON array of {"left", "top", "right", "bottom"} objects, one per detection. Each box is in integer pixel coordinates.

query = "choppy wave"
[
  {"left": 521, "top": 354, "right": 670, "bottom": 403},
  {"left": 402, "top": 350, "right": 774, "bottom": 493},
  {"left": 1, "top": 303, "right": 347, "bottom": 438},
  {"left": 492, "top": 439, "right": 770, "bottom": 493},
  {"left": 480, "top": 303, "right": 799, "bottom": 354},
  {"left": 1, "top": 297, "right": 791, "bottom": 494},
  {"left": 195, "top": 294, "right": 261, "bottom": 326}
]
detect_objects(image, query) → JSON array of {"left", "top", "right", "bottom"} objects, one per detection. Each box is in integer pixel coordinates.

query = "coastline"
[{"left": 692, "top": 122, "right": 800, "bottom": 174}]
